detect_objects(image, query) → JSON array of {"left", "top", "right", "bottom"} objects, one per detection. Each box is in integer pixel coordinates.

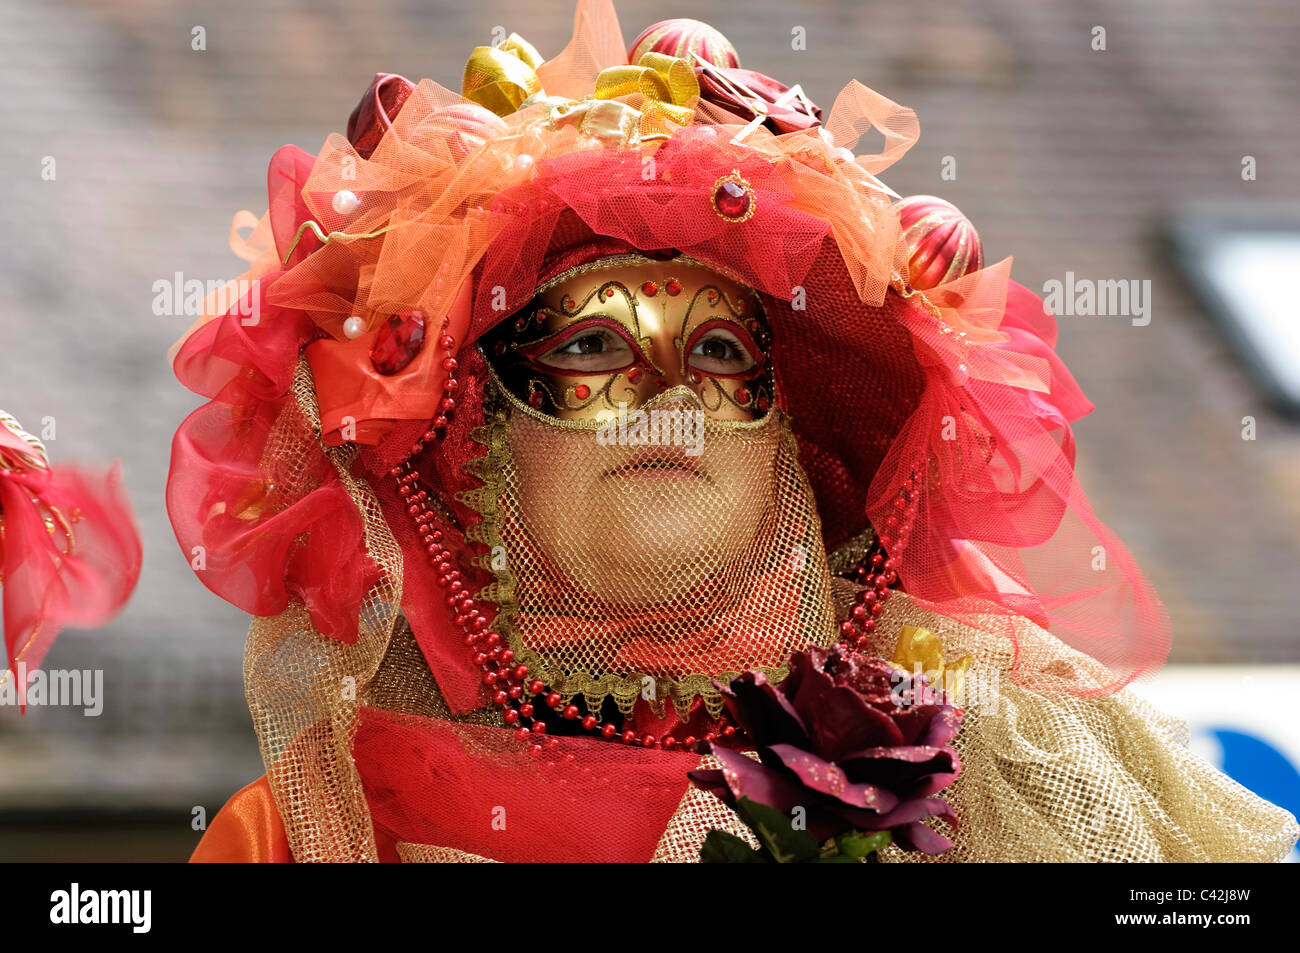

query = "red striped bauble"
[
  {"left": 895, "top": 195, "right": 985, "bottom": 291},
  {"left": 629, "top": 18, "right": 740, "bottom": 68}
]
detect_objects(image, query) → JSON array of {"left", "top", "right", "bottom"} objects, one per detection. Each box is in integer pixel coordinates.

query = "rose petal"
[
  {"left": 818, "top": 651, "right": 899, "bottom": 710},
  {"left": 904, "top": 762, "right": 961, "bottom": 799},
  {"left": 705, "top": 750, "right": 850, "bottom": 844},
  {"left": 690, "top": 763, "right": 847, "bottom": 843},
  {"left": 841, "top": 744, "right": 956, "bottom": 769},
  {"left": 892, "top": 820, "right": 956, "bottom": 855},
  {"left": 890, "top": 704, "right": 939, "bottom": 745},
  {"left": 765, "top": 743, "right": 899, "bottom": 813},
  {"left": 789, "top": 663, "right": 905, "bottom": 759},
  {"left": 833, "top": 795, "right": 956, "bottom": 831},
  {"left": 709, "top": 745, "right": 810, "bottom": 814},
  {"left": 917, "top": 705, "right": 962, "bottom": 748},
  {"left": 840, "top": 745, "right": 958, "bottom": 789},
  {"left": 722, "top": 670, "right": 809, "bottom": 748},
  {"left": 687, "top": 768, "right": 734, "bottom": 805}
]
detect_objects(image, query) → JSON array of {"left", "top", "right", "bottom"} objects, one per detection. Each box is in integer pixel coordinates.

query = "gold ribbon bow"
[
  {"left": 592, "top": 51, "right": 700, "bottom": 133},
  {"left": 462, "top": 36, "right": 699, "bottom": 141},
  {"left": 891, "top": 624, "right": 973, "bottom": 701},
  {"left": 462, "top": 34, "right": 545, "bottom": 116}
]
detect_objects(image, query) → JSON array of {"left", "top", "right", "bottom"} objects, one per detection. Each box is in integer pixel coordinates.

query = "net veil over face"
[
  {"left": 466, "top": 367, "right": 839, "bottom": 720},
  {"left": 467, "top": 253, "right": 837, "bottom": 719}
]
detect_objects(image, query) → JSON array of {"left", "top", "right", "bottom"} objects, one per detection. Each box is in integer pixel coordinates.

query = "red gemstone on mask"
[
  {"left": 641, "top": 281, "right": 659, "bottom": 297},
  {"left": 734, "top": 387, "right": 750, "bottom": 404},
  {"left": 370, "top": 310, "right": 426, "bottom": 375},
  {"left": 756, "top": 394, "right": 770, "bottom": 412},
  {"left": 529, "top": 389, "right": 544, "bottom": 408},
  {"left": 665, "top": 279, "right": 682, "bottom": 296},
  {"left": 713, "top": 181, "right": 751, "bottom": 220},
  {"left": 627, "top": 367, "right": 643, "bottom": 383},
  {"left": 574, "top": 384, "right": 590, "bottom": 399}
]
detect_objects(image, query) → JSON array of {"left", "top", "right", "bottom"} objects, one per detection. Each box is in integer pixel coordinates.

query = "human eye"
[
  {"left": 688, "top": 326, "right": 759, "bottom": 376},
  {"left": 534, "top": 322, "right": 637, "bottom": 372}
]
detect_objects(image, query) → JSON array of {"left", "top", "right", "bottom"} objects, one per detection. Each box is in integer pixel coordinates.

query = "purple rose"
[{"left": 690, "top": 645, "right": 962, "bottom": 854}]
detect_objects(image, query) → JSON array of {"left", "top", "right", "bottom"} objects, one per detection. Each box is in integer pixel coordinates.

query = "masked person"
[{"left": 168, "top": 4, "right": 1299, "bottom": 862}]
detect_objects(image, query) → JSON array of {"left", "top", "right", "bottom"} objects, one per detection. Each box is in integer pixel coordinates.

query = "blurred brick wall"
[{"left": 1, "top": 0, "right": 1297, "bottom": 815}]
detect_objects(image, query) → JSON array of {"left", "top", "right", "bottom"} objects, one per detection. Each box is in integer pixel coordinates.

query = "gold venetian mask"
[{"left": 481, "top": 255, "right": 774, "bottom": 422}]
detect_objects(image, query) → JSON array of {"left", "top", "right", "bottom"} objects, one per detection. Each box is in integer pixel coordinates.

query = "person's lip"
[{"left": 603, "top": 446, "right": 708, "bottom": 481}]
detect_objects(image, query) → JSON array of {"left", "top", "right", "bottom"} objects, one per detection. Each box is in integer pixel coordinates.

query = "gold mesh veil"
[{"left": 459, "top": 371, "right": 840, "bottom": 720}]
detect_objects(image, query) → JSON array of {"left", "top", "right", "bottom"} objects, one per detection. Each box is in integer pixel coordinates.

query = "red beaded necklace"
[{"left": 838, "top": 477, "right": 918, "bottom": 651}]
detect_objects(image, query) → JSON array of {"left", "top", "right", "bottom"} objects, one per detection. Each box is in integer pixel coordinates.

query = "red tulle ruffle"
[{"left": 1, "top": 428, "right": 140, "bottom": 672}]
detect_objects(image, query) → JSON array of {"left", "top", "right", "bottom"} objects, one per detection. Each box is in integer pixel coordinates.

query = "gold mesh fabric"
[
  {"left": 396, "top": 842, "right": 498, "bottom": 863},
  {"left": 458, "top": 374, "right": 839, "bottom": 719},
  {"left": 242, "top": 359, "right": 403, "bottom": 863},
  {"left": 363, "top": 615, "right": 507, "bottom": 726},
  {"left": 874, "top": 596, "right": 1299, "bottom": 862},
  {"left": 650, "top": 754, "right": 762, "bottom": 862},
  {"left": 642, "top": 591, "right": 1300, "bottom": 863}
]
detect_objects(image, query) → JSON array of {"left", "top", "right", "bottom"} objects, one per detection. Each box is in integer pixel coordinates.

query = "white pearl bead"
[
  {"left": 513, "top": 153, "right": 535, "bottom": 173},
  {"left": 332, "top": 189, "right": 361, "bottom": 215},
  {"left": 343, "top": 316, "right": 366, "bottom": 339}
]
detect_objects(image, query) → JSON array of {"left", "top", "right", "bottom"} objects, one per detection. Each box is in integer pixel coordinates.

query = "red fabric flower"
[
  {"left": 695, "top": 65, "right": 823, "bottom": 134},
  {"left": 690, "top": 645, "right": 961, "bottom": 853},
  {"left": 164, "top": 143, "right": 383, "bottom": 641},
  {"left": 347, "top": 73, "right": 416, "bottom": 160}
]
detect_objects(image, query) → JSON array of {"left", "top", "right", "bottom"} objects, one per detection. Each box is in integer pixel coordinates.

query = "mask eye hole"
[
  {"left": 685, "top": 319, "right": 765, "bottom": 378},
  {"left": 521, "top": 317, "right": 643, "bottom": 375}
]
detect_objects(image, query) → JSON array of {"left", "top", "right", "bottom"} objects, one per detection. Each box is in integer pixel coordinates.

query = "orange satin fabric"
[
  {"left": 191, "top": 775, "right": 293, "bottom": 863},
  {"left": 192, "top": 774, "right": 406, "bottom": 862}
]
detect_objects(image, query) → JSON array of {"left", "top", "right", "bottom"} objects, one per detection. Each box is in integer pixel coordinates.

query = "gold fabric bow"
[
  {"left": 462, "top": 35, "right": 699, "bottom": 142},
  {"left": 891, "top": 624, "right": 973, "bottom": 700},
  {"left": 462, "top": 34, "right": 546, "bottom": 116},
  {"left": 592, "top": 51, "right": 699, "bottom": 133}
]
